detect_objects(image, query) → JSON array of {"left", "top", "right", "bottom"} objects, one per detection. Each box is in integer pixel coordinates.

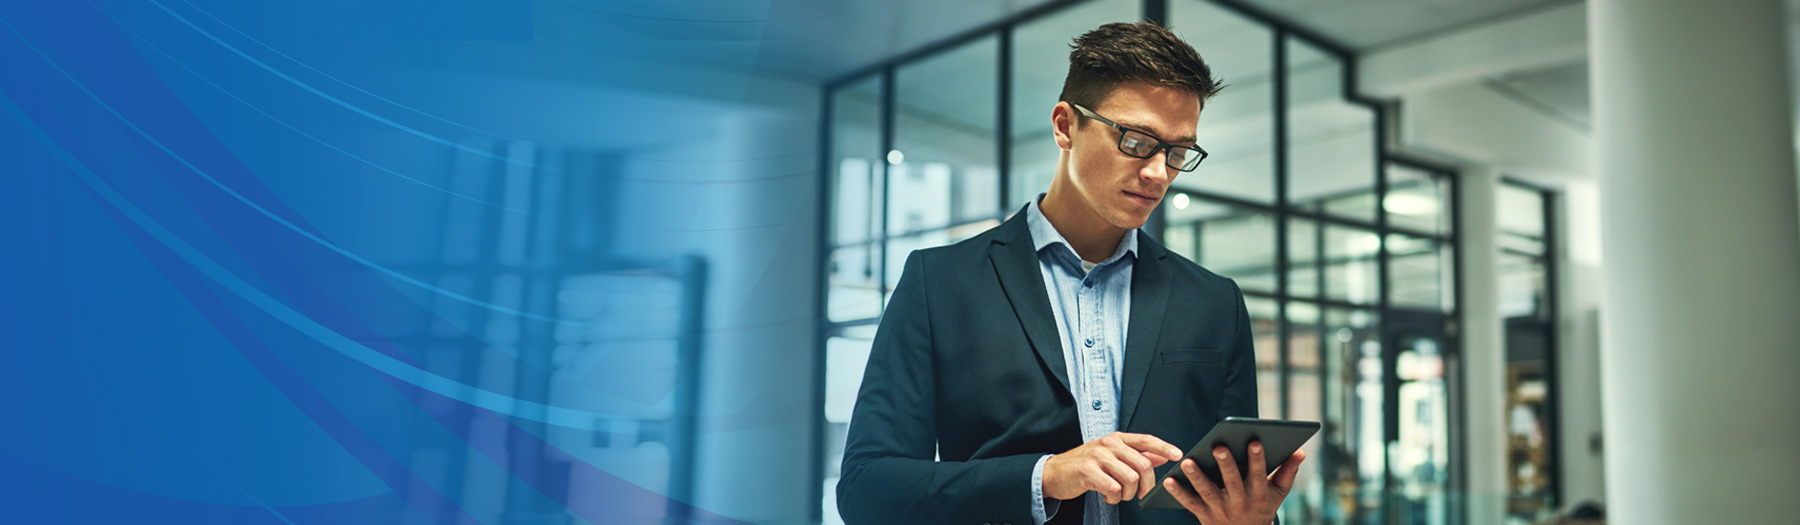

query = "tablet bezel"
[{"left": 1138, "top": 417, "right": 1320, "bottom": 510}]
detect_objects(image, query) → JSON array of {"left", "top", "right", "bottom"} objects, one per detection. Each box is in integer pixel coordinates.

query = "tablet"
[{"left": 1138, "top": 417, "right": 1320, "bottom": 510}]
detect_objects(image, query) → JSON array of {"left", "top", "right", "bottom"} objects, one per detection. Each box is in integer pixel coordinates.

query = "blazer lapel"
[
  {"left": 1119, "top": 230, "right": 1170, "bottom": 431},
  {"left": 989, "top": 209, "right": 1072, "bottom": 395}
]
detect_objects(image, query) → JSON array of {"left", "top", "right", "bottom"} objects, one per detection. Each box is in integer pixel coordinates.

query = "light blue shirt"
[{"left": 1025, "top": 193, "right": 1135, "bottom": 525}]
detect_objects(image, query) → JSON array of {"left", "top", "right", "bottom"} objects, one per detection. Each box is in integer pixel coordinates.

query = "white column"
[
  {"left": 1457, "top": 167, "right": 1508, "bottom": 525},
  {"left": 1590, "top": 1, "right": 1800, "bottom": 523},
  {"left": 1554, "top": 180, "right": 1607, "bottom": 508}
]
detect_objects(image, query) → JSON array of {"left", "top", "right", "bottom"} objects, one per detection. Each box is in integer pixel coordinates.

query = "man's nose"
[{"left": 1138, "top": 150, "right": 1174, "bottom": 183}]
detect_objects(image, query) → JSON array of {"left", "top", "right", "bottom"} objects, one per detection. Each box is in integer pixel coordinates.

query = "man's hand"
[
  {"left": 1043, "top": 432, "right": 1184, "bottom": 504},
  {"left": 1160, "top": 441, "right": 1305, "bottom": 525}
]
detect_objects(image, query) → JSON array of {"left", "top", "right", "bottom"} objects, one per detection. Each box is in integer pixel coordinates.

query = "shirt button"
[
  {"left": 1083, "top": 279, "right": 1095, "bottom": 288},
  {"left": 1092, "top": 399, "right": 1103, "bottom": 410},
  {"left": 1084, "top": 338, "right": 1095, "bottom": 348}
]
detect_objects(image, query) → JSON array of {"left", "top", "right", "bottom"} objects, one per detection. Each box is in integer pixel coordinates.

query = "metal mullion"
[
  {"left": 1315, "top": 204, "right": 1329, "bottom": 311},
  {"left": 829, "top": 216, "right": 1016, "bottom": 252},
  {"left": 1387, "top": 224, "right": 1450, "bottom": 242},
  {"left": 997, "top": 26, "right": 1012, "bottom": 215},
  {"left": 877, "top": 69, "right": 896, "bottom": 305},
  {"left": 1541, "top": 187, "right": 1564, "bottom": 510},
  {"left": 1239, "top": 288, "right": 1377, "bottom": 314},
  {"left": 828, "top": 318, "right": 884, "bottom": 332},
  {"left": 1192, "top": 221, "right": 1204, "bottom": 265},
  {"left": 1273, "top": 28, "right": 1291, "bottom": 421},
  {"left": 1142, "top": 0, "right": 1170, "bottom": 238},
  {"left": 1168, "top": 191, "right": 1445, "bottom": 238},
  {"left": 1436, "top": 163, "right": 1468, "bottom": 525},
  {"left": 1499, "top": 247, "right": 1548, "bottom": 260},
  {"left": 1174, "top": 188, "right": 1279, "bottom": 214},
  {"left": 1375, "top": 91, "right": 1399, "bottom": 525},
  {"left": 810, "top": 81, "right": 836, "bottom": 523}
]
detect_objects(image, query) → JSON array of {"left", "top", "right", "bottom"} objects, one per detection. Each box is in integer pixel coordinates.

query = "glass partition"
[
  {"left": 1007, "top": 0, "right": 1140, "bottom": 210},
  {"left": 1169, "top": 0, "right": 1276, "bottom": 204},
  {"left": 1286, "top": 39, "right": 1378, "bottom": 224},
  {"left": 1498, "top": 180, "right": 1559, "bottom": 523}
]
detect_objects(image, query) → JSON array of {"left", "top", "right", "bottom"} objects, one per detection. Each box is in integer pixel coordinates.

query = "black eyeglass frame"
[{"left": 1070, "top": 103, "right": 1208, "bottom": 172}]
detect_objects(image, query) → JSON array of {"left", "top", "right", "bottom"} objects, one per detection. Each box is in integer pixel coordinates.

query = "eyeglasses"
[{"left": 1072, "top": 103, "right": 1208, "bottom": 172}]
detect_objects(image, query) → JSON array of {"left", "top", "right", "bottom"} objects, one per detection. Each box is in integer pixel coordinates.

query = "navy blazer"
[{"left": 837, "top": 205, "right": 1264, "bottom": 525}]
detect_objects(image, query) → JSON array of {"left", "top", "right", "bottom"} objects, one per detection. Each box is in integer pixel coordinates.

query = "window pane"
[
  {"left": 1283, "top": 300, "right": 1326, "bottom": 523},
  {"left": 822, "top": 323, "right": 877, "bottom": 518},
  {"left": 831, "top": 76, "right": 884, "bottom": 245},
  {"left": 1499, "top": 252, "right": 1545, "bottom": 318},
  {"left": 1323, "top": 307, "right": 1383, "bottom": 522},
  {"left": 1498, "top": 184, "right": 1546, "bottom": 237},
  {"left": 1499, "top": 184, "right": 1546, "bottom": 255},
  {"left": 1323, "top": 224, "right": 1381, "bottom": 305},
  {"left": 1387, "top": 163, "right": 1449, "bottom": 236},
  {"left": 1247, "top": 296, "right": 1281, "bottom": 420},
  {"left": 1286, "top": 39, "right": 1376, "bottom": 223},
  {"left": 1288, "top": 217, "right": 1318, "bottom": 298},
  {"left": 1389, "top": 233, "right": 1454, "bottom": 311},
  {"left": 1395, "top": 333, "right": 1451, "bottom": 525},
  {"left": 892, "top": 37, "right": 999, "bottom": 235},
  {"left": 948, "top": 218, "right": 1001, "bottom": 243},
  {"left": 1165, "top": 222, "right": 1197, "bottom": 261},
  {"left": 1165, "top": 194, "right": 1276, "bottom": 293},
  {"left": 1170, "top": 0, "right": 1275, "bottom": 204},
  {"left": 827, "top": 244, "right": 883, "bottom": 322},
  {"left": 1006, "top": 0, "right": 1137, "bottom": 210},
  {"left": 1499, "top": 182, "right": 1556, "bottom": 521},
  {"left": 825, "top": 333, "right": 876, "bottom": 425}
]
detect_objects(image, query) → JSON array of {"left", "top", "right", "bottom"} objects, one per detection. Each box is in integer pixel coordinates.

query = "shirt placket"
[
  {"left": 1082, "top": 264, "right": 1118, "bottom": 525},
  {"left": 1078, "top": 267, "right": 1113, "bottom": 439}
]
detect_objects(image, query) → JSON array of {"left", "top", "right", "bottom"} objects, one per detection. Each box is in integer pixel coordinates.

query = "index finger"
[{"left": 1115, "top": 432, "right": 1184, "bottom": 460}]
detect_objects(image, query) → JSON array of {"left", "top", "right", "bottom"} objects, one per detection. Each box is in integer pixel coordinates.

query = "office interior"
[{"left": 318, "top": 1, "right": 1800, "bottom": 524}]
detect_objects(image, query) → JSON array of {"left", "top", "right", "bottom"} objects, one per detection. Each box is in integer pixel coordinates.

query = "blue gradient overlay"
[{"left": 1, "top": 0, "right": 819, "bottom": 523}]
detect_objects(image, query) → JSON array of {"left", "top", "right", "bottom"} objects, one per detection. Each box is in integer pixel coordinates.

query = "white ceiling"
[
  {"left": 543, "top": 0, "right": 1067, "bottom": 80},
  {"left": 713, "top": 0, "right": 1589, "bottom": 81},
  {"left": 570, "top": 0, "right": 1800, "bottom": 173},
  {"left": 537, "top": 0, "right": 1604, "bottom": 123},
  {"left": 1231, "top": 0, "right": 1580, "bottom": 50}
]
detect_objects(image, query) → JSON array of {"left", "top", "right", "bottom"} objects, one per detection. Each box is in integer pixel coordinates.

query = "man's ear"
[{"left": 1052, "top": 102, "right": 1075, "bottom": 151}]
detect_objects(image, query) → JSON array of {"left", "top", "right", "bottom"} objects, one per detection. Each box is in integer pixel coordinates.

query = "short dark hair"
[{"left": 1058, "top": 21, "right": 1224, "bottom": 110}]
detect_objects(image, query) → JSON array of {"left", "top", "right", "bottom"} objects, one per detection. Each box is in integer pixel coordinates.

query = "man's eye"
[{"left": 1122, "top": 138, "right": 1142, "bottom": 149}]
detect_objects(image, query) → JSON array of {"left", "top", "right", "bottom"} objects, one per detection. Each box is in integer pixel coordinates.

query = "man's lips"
[{"left": 1123, "top": 190, "right": 1160, "bottom": 205}]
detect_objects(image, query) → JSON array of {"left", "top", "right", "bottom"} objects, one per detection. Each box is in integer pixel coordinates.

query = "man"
[{"left": 836, "top": 21, "right": 1304, "bottom": 525}]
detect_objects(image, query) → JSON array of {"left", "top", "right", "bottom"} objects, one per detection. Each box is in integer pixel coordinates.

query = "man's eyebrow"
[{"left": 1113, "top": 119, "right": 1196, "bottom": 144}]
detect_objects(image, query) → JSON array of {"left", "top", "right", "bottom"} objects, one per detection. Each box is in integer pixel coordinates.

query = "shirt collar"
[{"left": 1025, "top": 192, "right": 1138, "bottom": 267}]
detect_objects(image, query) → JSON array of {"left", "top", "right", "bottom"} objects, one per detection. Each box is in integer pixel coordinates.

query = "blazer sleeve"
[
  {"left": 1218, "top": 280, "right": 1261, "bottom": 421},
  {"left": 836, "top": 250, "right": 1044, "bottom": 525}
]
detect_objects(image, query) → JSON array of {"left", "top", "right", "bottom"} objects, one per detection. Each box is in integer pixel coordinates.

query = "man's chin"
[{"left": 1107, "top": 211, "right": 1151, "bottom": 231}]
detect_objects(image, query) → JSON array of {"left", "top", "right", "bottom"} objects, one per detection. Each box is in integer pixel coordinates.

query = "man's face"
[{"left": 1053, "top": 81, "right": 1201, "bottom": 230}]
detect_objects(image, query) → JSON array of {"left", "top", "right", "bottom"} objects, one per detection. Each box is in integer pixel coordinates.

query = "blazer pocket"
[{"left": 1159, "top": 348, "right": 1226, "bottom": 365}]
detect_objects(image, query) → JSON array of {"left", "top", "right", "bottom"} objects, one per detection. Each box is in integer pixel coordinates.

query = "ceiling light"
[{"left": 1383, "top": 194, "right": 1439, "bottom": 216}]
